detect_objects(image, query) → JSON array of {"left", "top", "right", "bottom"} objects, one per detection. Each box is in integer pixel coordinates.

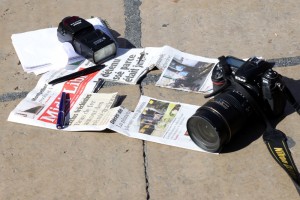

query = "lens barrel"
[{"left": 187, "top": 89, "right": 253, "bottom": 152}]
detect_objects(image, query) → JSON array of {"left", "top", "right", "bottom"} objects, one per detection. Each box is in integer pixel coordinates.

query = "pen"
[
  {"left": 56, "top": 92, "right": 67, "bottom": 129},
  {"left": 48, "top": 64, "right": 106, "bottom": 85}
]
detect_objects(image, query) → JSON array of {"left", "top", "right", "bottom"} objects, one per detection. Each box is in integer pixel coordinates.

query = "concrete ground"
[{"left": 1, "top": 0, "right": 300, "bottom": 199}]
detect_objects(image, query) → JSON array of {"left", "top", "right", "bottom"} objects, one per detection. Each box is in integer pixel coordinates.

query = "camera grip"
[{"left": 283, "top": 86, "right": 300, "bottom": 115}]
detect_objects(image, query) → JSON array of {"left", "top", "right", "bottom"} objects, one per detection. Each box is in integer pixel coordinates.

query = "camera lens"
[
  {"left": 187, "top": 115, "right": 221, "bottom": 152},
  {"left": 187, "top": 89, "right": 253, "bottom": 152}
]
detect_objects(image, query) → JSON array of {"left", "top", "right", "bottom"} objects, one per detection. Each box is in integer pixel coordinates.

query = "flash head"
[{"left": 57, "top": 16, "right": 117, "bottom": 64}]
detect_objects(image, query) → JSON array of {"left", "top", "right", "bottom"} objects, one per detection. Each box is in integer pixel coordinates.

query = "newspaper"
[
  {"left": 108, "top": 96, "right": 205, "bottom": 152},
  {"left": 7, "top": 59, "right": 120, "bottom": 130},
  {"left": 155, "top": 46, "right": 218, "bottom": 93},
  {"left": 11, "top": 17, "right": 115, "bottom": 75},
  {"left": 8, "top": 45, "right": 219, "bottom": 152}
]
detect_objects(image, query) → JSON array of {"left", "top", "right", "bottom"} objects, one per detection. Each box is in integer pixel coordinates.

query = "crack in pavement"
[
  {"left": 124, "top": 0, "right": 142, "bottom": 48},
  {"left": 124, "top": 1, "right": 150, "bottom": 200},
  {"left": 0, "top": 91, "right": 28, "bottom": 102}
]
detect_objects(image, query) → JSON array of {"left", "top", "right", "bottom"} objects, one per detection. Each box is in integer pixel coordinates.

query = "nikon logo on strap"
[
  {"left": 264, "top": 129, "right": 300, "bottom": 193},
  {"left": 273, "top": 147, "right": 298, "bottom": 179}
]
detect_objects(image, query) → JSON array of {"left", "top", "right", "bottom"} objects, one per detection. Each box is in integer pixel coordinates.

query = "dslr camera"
[{"left": 187, "top": 56, "right": 300, "bottom": 152}]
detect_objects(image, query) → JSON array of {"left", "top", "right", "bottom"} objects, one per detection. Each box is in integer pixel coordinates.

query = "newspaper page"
[
  {"left": 7, "top": 59, "right": 120, "bottom": 130},
  {"left": 84, "top": 47, "right": 161, "bottom": 84},
  {"left": 155, "top": 46, "right": 218, "bottom": 93},
  {"left": 8, "top": 91, "right": 119, "bottom": 131},
  {"left": 108, "top": 95, "right": 206, "bottom": 152},
  {"left": 64, "top": 93, "right": 120, "bottom": 131}
]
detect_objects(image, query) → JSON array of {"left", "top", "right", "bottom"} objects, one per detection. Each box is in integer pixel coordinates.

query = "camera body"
[
  {"left": 187, "top": 56, "right": 294, "bottom": 152},
  {"left": 211, "top": 56, "right": 286, "bottom": 117},
  {"left": 57, "top": 16, "right": 117, "bottom": 64}
]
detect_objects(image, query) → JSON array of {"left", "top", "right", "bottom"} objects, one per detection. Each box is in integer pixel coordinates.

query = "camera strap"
[
  {"left": 232, "top": 80, "right": 300, "bottom": 194},
  {"left": 263, "top": 129, "right": 300, "bottom": 193}
]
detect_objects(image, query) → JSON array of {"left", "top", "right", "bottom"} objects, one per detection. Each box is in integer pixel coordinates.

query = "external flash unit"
[{"left": 57, "top": 16, "right": 117, "bottom": 64}]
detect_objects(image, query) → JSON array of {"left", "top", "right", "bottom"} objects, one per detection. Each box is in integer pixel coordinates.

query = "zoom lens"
[{"left": 187, "top": 89, "right": 253, "bottom": 152}]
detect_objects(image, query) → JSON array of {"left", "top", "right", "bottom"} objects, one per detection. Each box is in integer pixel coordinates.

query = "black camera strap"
[
  {"left": 232, "top": 80, "right": 300, "bottom": 194},
  {"left": 263, "top": 129, "right": 300, "bottom": 193}
]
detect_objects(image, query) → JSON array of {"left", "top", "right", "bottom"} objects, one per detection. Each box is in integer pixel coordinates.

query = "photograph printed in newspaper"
[{"left": 155, "top": 46, "right": 218, "bottom": 93}]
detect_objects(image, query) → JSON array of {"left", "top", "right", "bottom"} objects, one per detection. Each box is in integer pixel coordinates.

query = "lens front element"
[{"left": 187, "top": 116, "right": 220, "bottom": 152}]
